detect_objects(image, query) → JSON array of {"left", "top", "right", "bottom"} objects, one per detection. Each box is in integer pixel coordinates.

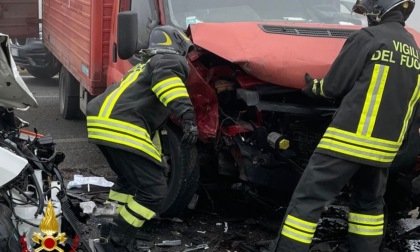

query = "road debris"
[
  {"left": 155, "top": 240, "right": 182, "bottom": 247},
  {"left": 80, "top": 201, "right": 96, "bottom": 214}
]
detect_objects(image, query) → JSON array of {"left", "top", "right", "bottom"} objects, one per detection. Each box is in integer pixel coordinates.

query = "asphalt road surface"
[{"left": 16, "top": 75, "right": 420, "bottom": 252}]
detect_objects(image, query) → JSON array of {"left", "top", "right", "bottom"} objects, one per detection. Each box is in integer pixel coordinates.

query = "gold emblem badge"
[{"left": 32, "top": 200, "right": 67, "bottom": 252}]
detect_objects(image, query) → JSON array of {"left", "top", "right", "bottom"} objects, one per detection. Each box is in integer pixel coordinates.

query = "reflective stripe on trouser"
[
  {"left": 118, "top": 200, "right": 156, "bottom": 228},
  {"left": 106, "top": 189, "right": 134, "bottom": 213},
  {"left": 274, "top": 153, "right": 388, "bottom": 252},
  {"left": 281, "top": 215, "right": 317, "bottom": 244},
  {"left": 348, "top": 212, "right": 384, "bottom": 236}
]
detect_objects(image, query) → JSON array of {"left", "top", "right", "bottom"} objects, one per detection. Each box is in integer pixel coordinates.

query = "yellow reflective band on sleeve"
[
  {"left": 284, "top": 215, "right": 317, "bottom": 233},
  {"left": 281, "top": 225, "right": 314, "bottom": 244},
  {"left": 108, "top": 190, "right": 133, "bottom": 204},
  {"left": 357, "top": 64, "right": 389, "bottom": 137},
  {"left": 120, "top": 207, "right": 145, "bottom": 228},
  {"left": 348, "top": 223, "right": 383, "bottom": 236},
  {"left": 152, "top": 77, "right": 183, "bottom": 93},
  {"left": 398, "top": 75, "right": 420, "bottom": 143},
  {"left": 161, "top": 88, "right": 190, "bottom": 106},
  {"left": 349, "top": 212, "right": 384, "bottom": 225},
  {"left": 126, "top": 200, "right": 156, "bottom": 220}
]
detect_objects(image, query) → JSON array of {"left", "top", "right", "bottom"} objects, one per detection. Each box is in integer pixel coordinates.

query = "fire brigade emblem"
[{"left": 32, "top": 200, "right": 67, "bottom": 252}]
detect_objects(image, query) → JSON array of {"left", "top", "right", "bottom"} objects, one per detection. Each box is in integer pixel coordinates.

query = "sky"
[{"left": 406, "top": 6, "right": 420, "bottom": 32}]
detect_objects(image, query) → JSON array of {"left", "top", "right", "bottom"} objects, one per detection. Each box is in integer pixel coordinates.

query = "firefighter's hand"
[
  {"left": 302, "top": 73, "right": 320, "bottom": 99},
  {"left": 181, "top": 111, "right": 198, "bottom": 144}
]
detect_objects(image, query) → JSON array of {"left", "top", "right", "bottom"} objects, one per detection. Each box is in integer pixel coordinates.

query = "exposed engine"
[{"left": 0, "top": 108, "right": 90, "bottom": 252}]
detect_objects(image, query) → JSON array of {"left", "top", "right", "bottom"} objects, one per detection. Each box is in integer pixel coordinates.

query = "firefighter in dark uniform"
[
  {"left": 86, "top": 25, "right": 198, "bottom": 250},
  {"left": 272, "top": 0, "right": 419, "bottom": 251}
]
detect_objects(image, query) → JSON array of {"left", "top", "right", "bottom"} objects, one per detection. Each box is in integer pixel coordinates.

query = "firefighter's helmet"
[
  {"left": 353, "top": 0, "right": 415, "bottom": 23},
  {"left": 148, "top": 26, "right": 194, "bottom": 56}
]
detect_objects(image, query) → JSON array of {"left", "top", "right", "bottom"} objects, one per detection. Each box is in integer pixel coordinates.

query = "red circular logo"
[{"left": 44, "top": 237, "right": 56, "bottom": 249}]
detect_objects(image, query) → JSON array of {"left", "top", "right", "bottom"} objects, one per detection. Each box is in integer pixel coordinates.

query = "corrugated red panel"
[
  {"left": 0, "top": 0, "right": 39, "bottom": 38},
  {"left": 43, "top": 0, "right": 114, "bottom": 95}
]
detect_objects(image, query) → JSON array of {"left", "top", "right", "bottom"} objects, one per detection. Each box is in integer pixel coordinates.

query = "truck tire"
[
  {"left": 158, "top": 121, "right": 200, "bottom": 217},
  {"left": 0, "top": 204, "right": 20, "bottom": 252},
  {"left": 59, "top": 66, "right": 81, "bottom": 120}
]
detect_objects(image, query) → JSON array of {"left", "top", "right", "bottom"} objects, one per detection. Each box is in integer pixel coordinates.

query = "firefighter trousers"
[
  {"left": 273, "top": 153, "right": 388, "bottom": 252},
  {"left": 98, "top": 145, "right": 168, "bottom": 236}
]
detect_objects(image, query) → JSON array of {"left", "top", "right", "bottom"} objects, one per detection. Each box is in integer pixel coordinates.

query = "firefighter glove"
[
  {"left": 302, "top": 73, "right": 322, "bottom": 99},
  {"left": 181, "top": 111, "right": 198, "bottom": 144}
]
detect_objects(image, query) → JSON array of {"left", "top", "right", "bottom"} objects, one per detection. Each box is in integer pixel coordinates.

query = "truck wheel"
[
  {"left": 0, "top": 204, "right": 20, "bottom": 252},
  {"left": 158, "top": 121, "right": 200, "bottom": 217},
  {"left": 59, "top": 67, "right": 81, "bottom": 119}
]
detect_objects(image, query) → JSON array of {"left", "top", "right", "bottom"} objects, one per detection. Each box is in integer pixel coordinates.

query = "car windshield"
[{"left": 165, "top": 0, "right": 363, "bottom": 29}]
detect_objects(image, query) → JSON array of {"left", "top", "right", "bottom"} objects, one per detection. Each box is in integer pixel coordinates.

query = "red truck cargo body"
[
  {"left": 0, "top": 0, "right": 39, "bottom": 38},
  {"left": 43, "top": 0, "right": 113, "bottom": 95}
]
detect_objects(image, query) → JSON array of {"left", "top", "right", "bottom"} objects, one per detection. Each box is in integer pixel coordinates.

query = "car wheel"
[
  {"left": 27, "top": 68, "right": 59, "bottom": 79},
  {"left": 158, "top": 121, "right": 200, "bottom": 217},
  {"left": 59, "top": 66, "right": 82, "bottom": 120},
  {"left": 0, "top": 203, "right": 20, "bottom": 252}
]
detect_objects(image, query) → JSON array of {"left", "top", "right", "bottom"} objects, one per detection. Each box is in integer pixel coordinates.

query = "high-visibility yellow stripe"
[
  {"left": 319, "top": 138, "right": 396, "bottom": 157},
  {"left": 99, "top": 70, "right": 140, "bottom": 117},
  {"left": 349, "top": 212, "right": 384, "bottom": 225},
  {"left": 399, "top": 75, "right": 420, "bottom": 142},
  {"left": 324, "top": 127, "right": 400, "bottom": 149},
  {"left": 348, "top": 223, "right": 383, "bottom": 236},
  {"left": 161, "top": 89, "right": 189, "bottom": 106},
  {"left": 88, "top": 127, "right": 157, "bottom": 155},
  {"left": 152, "top": 131, "right": 162, "bottom": 156},
  {"left": 105, "top": 70, "right": 143, "bottom": 118},
  {"left": 126, "top": 201, "right": 155, "bottom": 220},
  {"left": 323, "top": 133, "right": 399, "bottom": 152},
  {"left": 156, "top": 83, "right": 186, "bottom": 97},
  {"left": 88, "top": 129, "right": 161, "bottom": 162},
  {"left": 154, "top": 80, "right": 184, "bottom": 96},
  {"left": 284, "top": 215, "right": 317, "bottom": 233},
  {"left": 326, "top": 127, "right": 400, "bottom": 146},
  {"left": 163, "top": 93, "right": 190, "bottom": 106},
  {"left": 120, "top": 207, "right": 145, "bottom": 228},
  {"left": 152, "top": 77, "right": 182, "bottom": 92},
  {"left": 87, "top": 116, "right": 150, "bottom": 136},
  {"left": 108, "top": 190, "right": 133, "bottom": 204},
  {"left": 318, "top": 139, "right": 395, "bottom": 163},
  {"left": 358, "top": 64, "right": 389, "bottom": 136},
  {"left": 281, "top": 225, "right": 314, "bottom": 244},
  {"left": 319, "top": 79, "right": 329, "bottom": 97},
  {"left": 88, "top": 122, "right": 153, "bottom": 145}
]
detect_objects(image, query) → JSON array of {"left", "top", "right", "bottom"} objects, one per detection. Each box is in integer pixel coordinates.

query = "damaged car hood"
[
  {"left": 0, "top": 34, "right": 37, "bottom": 108},
  {"left": 189, "top": 22, "right": 420, "bottom": 89}
]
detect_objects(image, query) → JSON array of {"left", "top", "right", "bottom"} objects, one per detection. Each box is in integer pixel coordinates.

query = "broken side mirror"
[{"left": 117, "top": 11, "right": 139, "bottom": 60}]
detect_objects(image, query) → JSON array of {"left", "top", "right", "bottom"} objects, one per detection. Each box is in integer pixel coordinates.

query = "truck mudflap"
[{"left": 57, "top": 191, "right": 92, "bottom": 252}]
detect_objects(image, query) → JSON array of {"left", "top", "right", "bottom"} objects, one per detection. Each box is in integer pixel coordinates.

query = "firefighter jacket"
[
  {"left": 86, "top": 53, "right": 194, "bottom": 165},
  {"left": 312, "top": 11, "right": 420, "bottom": 167}
]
